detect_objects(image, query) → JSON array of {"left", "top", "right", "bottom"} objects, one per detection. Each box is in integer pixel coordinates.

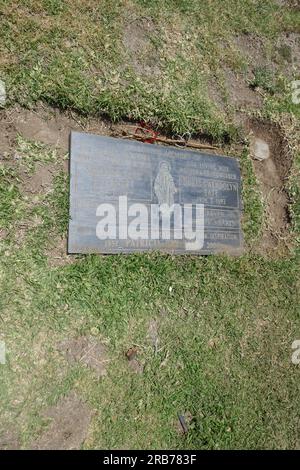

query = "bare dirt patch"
[
  {"left": 30, "top": 392, "right": 92, "bottom": 450},
  {"left": 277, "top": 33, "right": 300, "bottom": 68},
  {"left": 209, "top": 33, "right": 281, "bottom": 121},
  {"left": 128, "top": 358, "right": 144, "bottom": 374},
  {"left": 206, "top": 81, "right": 227, "bottom": 115},
  {"left": 13, "top": 215, "right": 43, "bottom": 247},
  {"left": 0, "top": 105, "right": 113, "bottom": 160},
  {"left": 147, "top": 318, "right": 159, "bottom": 352},
  {"left": 0, "top": 110, "right": 14, "bottom": 158},
  {"left": 234, "top": 31, "right": 300, "bottom": 78},
  {"left": 125, "top": 347, "right": 144, "bottom": 374},
  {"left": 0, "top": 428, "right": 20, "bottom": 450},
  {"left": 225, "top": 68, "right": 263, "bottom": 111},
  {"left": 122, "top": 14, "right": 160, "bottom": 76},
  {"left": 276, "top": 0, "right": 300, "bottom": 8},
  {"left": 45, "top": 236, "right": 75, "bottom": 267},
  {"left": 20, "top": 163, "right": 56, "bottom": 195},
  {"left": 15, "top": 109, "right": 74, "bottom": 152},
  {"left": 247, "top": 119, "right": 293, "bottom": 253},
  {"left": 208, "top": 66, "right": 263, "bottom": 124},
  {"left": 123, "top": 15, "right": 155, "bottom": 54},
  {"left": 0, "top": 228, "right": 7, "bottom": 241},
  {"left": 58, "top": 336, "right": 109, "bottom": 378},
  {"left": 235, "top": 34, "right": 266, "bottom": 66}
]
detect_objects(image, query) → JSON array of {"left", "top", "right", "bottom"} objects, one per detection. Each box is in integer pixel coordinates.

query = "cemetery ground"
[{"left": 0, "top": 0, "right": 300, "bottom": 450}]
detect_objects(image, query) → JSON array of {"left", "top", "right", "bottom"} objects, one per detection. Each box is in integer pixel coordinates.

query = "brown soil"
[
  {"left": 277, "top": 32, "right": 300, "bottom": 68},
  {"left": 0, "top": 228, "right": 7, "bottom": 241},
  {"left": 234, "top": 33, "right": 269, "bottom": 69},
  {"left": 29, "top": 392, "right": 92, "bottom": 450},
  {"left": 147, "top": 318, "right": 159, "bottom": 352},
  {"left": 128, "top": 357, "right": 144, "bottom": 374},
  {"left": 58, "top": 336, "right": 109, "bottom": 378},
  {"left": 210, "top": 31, "right": 299, "bottom": 122},
  {"left": 276, "top": 0, "right": 300, "bottom": 8},
  {"left": 21, "top": 163, "right": 56, "bottom": 195},
  {"left": 0, "top": 113, "right": 14, "bottom": 157},
  {"left": 122, "top": 14, "right": 160, "bottom": 77},
  {"left": 246, "top": 119, "right": 293, "bottom": 253},
  {"left": 45, "top": 236, "right": 75, "bottom": 267},
  {"left": 14, "top": 215, "right": 43, "bottom": 247},
  {"left": 0, "top": 428, "right": 20, "bottom": 450},
  {"left": 225, "top": 68, "right": 263, "bottom": 109},
  {"left": 125, "top": 347, "right": 144, "bottom": 374},
  {"left": 0, "top": 105, "right": 112, "bottom": 159}
]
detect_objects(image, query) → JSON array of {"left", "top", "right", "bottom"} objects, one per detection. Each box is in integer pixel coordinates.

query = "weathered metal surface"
[{"left": 68, "top": 132, "right": 243, "bottom": 255}]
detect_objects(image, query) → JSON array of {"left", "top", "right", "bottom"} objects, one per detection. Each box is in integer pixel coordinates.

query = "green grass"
[
  {"left": 1, "top": 0, "right": 299, "bottom": 137},
  {"left": 0, "top": 0, "right": 300, "bottom": 451},
  {"left": 0, "top": 166, "right": 21, "bottom": 228},
  {"left": 15, "top": 136, "right": 58, "bottom": 172},
  {"left": 249, "top": 66, "right": 277, "bottom": 94}
]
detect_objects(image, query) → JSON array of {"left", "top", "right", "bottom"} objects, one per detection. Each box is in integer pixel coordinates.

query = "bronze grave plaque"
[{"left": 68, "top": 132, "right": 243, "bottom": 255}]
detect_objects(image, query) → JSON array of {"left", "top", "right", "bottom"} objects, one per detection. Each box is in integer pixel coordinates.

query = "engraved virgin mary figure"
[{"left": 154, "top": 161, "right": 177, "bottom": 210}]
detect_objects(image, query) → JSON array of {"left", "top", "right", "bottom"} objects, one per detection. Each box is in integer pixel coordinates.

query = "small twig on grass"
[
  {"left": 178, "top": 414, "right": 189, "bottom": 435},
  {"left": 121, "top": 131, "right": 218, "bottom": 150}
]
